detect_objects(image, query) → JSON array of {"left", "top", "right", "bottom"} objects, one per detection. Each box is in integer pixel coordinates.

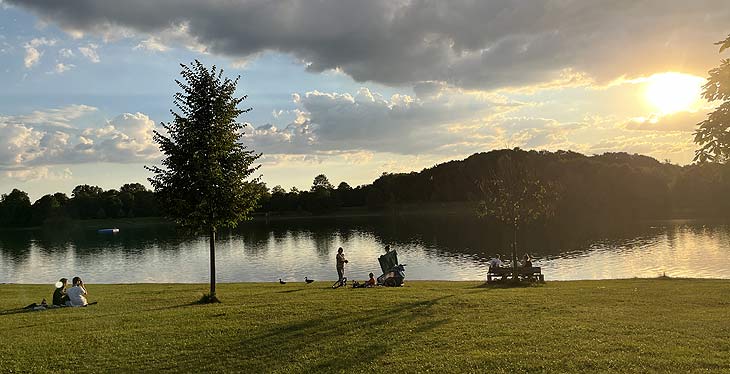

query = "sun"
[{"left": 644, "top": 72, "right": 705, "bottom": 114}]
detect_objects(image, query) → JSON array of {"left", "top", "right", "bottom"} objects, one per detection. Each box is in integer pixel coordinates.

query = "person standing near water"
[{"left": 336, "top": 247, "right": 348, "bottom": 284}]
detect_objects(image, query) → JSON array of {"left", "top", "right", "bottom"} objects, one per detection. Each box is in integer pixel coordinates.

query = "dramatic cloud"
[
  {"left": 244, "top": 86, "right": 518, "bottom": 155},
  {"left": 8, "top": 0, "right": 730, "bottom": 90},
  {"left": 0, "top": 107, "right": 160, "bottom": 171}
]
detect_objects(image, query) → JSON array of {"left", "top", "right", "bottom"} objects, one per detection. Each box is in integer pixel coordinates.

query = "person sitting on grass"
[
  {"left": 52, "top": 278, "right": 69, "bottom": 306},
  {"left": 365, "top": 272, "right": 376, "bottom": 287},
  {"left": 66, "top": 277, "right": 88, "bottom": 307}
]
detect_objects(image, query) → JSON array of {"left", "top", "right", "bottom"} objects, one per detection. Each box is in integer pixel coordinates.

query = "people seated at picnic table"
[
  {"left": 522, "top": 254, "right": 533, "bottom": 268},
  {"left": 66, "top": 276, "right": 88, "bottom": 307},
  {"left": 487, "top": 254, "right": 504, "bottom": 269},
  {"left": 52, "top": 277, "right": 69, "bottom": 306}
]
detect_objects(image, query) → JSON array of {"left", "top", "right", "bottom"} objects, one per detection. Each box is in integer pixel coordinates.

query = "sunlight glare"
[{"left": 644, "top": 72, "right": 705, "bottom": 114}]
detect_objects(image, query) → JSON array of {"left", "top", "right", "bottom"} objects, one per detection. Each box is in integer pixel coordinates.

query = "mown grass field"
[{"left": 1, "top": 279, "right": 729, "bottom": 373}]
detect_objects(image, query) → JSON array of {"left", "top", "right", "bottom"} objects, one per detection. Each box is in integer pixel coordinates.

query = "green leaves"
[
  {"left": 476, "top": 155, "right": 560, "bottom": 228},
  {"left": 694, "top": 36, "right": 730, "bottom": 164},
  {"left": 147, "top": 60, "right": 262, "bottom": 233}
]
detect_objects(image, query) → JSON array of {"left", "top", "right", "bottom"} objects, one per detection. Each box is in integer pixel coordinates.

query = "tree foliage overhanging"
[{"left": 694, "top": 34, "right": 730, "bottom": 163}]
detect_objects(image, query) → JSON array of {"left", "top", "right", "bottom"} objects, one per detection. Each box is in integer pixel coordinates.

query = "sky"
[{"left": 0, "top": 0, "right": 728, "bottom": 201}]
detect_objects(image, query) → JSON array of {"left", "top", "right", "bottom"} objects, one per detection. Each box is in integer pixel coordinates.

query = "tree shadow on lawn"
[
  {"left": 473, "top": 281, "right": 543, "bottom": 290},
  {"left": 172, "top": 295, "right": 454, "bottom": 372}
]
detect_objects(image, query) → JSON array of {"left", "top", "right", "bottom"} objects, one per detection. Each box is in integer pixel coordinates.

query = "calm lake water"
[{"left": 1, "top": 215, "right": 729, "bottom": 284}]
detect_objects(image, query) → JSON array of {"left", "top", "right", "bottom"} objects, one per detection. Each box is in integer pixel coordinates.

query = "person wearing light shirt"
[
  {"left": 66, "top": 276, "right": 88, "bottom": 307},
  {"left": 487, "top": 254, "right": 503, "bottom": 269}
]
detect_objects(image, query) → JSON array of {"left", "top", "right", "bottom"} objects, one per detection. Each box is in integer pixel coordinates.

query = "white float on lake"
[{"left": 97, "top": 228, "right": 120, "bottom": 234}]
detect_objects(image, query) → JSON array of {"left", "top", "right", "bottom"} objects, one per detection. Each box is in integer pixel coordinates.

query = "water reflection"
[{"left": 1, "top": 216, "right": 729, "bottom": 283}]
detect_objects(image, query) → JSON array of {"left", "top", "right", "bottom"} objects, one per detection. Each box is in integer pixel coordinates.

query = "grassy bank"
[{"left": 1, "top": 279, "right": 729, "bottom": 373}]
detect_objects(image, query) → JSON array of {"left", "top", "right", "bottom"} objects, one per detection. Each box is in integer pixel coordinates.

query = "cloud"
[
  {"left": 624, "top": 111, "right": 707, "bottom": 132},
  {"left": 78, "top": 43, "right": 99, "bottom": 63},
  {"left": 51, "top": 62, "right": 75, "bottom": 74},
  {"left": 23, "top": 37, "right": 56, "bottom": 68},
  {"left": 11, "top": 104, "right": 97, "bottom": 129},
  {"left": 134, "top": 37, "right": 169, "bottom": 52},
  {"left": 0, "top": 107, "right": 161, "bottom": 172},
  {"left": 8, "top": 0, "right": 730, "bottom": 90},
  {"left": 58, "top": 48, "right": 74, "bottom": 58},
  {"left": 244, "top": 85, "right": 517, "bottom": 155},
  {"left": 5, "top": 166, "right": 72, "bottom": 182}
]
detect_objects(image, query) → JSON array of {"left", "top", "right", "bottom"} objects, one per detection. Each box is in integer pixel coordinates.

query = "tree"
[
  {"left": 311, "top": 174, "right": 334, "bottom": 192},
  {"left": 0, "top": 189, "right": 32, "bottom": 227},
  {"left": 476, "top": 154, "right": 559, "bottom": 282},
  {"left": 147, "top": 60, "right": 262, "bottom": 301},
  {"left": 694, "top": 35, "right": 730, "bottom": 163}
]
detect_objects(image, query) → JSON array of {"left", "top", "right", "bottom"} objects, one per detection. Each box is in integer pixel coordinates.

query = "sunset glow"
[{"left": 644, "top": 72, "right": 705, "bottom": 114}]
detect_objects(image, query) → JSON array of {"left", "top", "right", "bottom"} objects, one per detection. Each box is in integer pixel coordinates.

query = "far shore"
[{"left": 1, "top": 201, "right": 726, "bottom": 232}]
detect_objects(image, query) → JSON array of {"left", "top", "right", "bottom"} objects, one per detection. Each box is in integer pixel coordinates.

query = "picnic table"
[{"left": 487, "top": 266, "right": 544, "bottom": 283}]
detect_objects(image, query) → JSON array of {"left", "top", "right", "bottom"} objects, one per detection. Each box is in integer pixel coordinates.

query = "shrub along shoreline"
[{"left": 1, "top": 279, "right": 729, "bottom": 373}]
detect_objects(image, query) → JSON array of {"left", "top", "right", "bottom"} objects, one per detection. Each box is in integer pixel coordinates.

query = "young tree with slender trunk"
[
  {"left": 476, "top": 153, "right": 559, "bottom": 282},
  {"left": 147, "top": 61, "right": 262, "bottom": 302}
]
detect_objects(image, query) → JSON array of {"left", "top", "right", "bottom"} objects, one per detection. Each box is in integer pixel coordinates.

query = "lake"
[{"left": 1, "top": 215, "right": 729, "bottom": 284}]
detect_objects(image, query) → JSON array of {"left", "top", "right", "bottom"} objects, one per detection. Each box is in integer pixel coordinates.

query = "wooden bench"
[{"left": 487, "top": 266, "right": 544, "bottom": 283}]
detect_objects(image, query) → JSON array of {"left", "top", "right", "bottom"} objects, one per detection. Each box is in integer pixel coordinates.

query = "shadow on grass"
[
  {"left": 0, "top": 308, "right": 34, "bottom": 316},
  {"left": 275, "top": 288, "right": 305, "bottom": 294},
  {"left": 169, "top": 295, "right": 454, "bottom": 372},
  {"left": 473, "top": 281, "right": 544, "bottom": 290}
]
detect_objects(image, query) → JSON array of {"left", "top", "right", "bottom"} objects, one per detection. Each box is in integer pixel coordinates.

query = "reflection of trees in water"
[{"left": 0, "top": 230, "right": 33, "bottom": 263}]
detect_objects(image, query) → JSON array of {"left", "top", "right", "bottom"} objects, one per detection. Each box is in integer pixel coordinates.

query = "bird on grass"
[
  {"left": 305, "top": 277, "right": 314, "bottom": 284},
  {"left": 279, "top": 278, "right": 286, "bottom": 285}
]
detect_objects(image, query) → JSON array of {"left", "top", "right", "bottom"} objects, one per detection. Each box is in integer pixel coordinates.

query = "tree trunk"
[
  {"left": 512, "top": 222, "right": 519, "bottom": 283},
  {"left": 209, "top": 226, "right": 216, "bottom": 298}
]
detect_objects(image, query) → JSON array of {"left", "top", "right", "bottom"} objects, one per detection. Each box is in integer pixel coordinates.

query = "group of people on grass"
[
  {"left": 52, "top": 276, "right": 89, "bottom": 307},
  {"left": 23, "top": 276, "right": 89, "bottom": 311},
  {"left": 334, "top": 246, "right": 377, "bottom": 288}
]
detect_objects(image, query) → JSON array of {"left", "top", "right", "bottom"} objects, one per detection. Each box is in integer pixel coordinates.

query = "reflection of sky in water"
[{"left": 1, "top": 220, "right": 729, "bottom": 284}]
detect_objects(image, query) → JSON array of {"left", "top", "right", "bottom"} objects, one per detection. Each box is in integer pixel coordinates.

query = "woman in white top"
[{"left": 66, "top": 276, "right": 88, "bottom": 307}]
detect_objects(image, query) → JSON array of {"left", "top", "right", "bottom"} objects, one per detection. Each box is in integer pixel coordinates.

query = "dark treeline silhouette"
[
  {"left": 2, "top": 149, "right": 730, "bottom": 228},
  {"left": 0, "top": 183, "right": 159, "bottom": 227},
  {"left": 258, "top": 149, "right": 730, "bottom": 222}
]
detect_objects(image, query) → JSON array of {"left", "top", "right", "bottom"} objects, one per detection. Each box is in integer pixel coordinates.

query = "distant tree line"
[
  {"left": 3, "top": 149, "right": 730, "bottom": 228},
  {"left": 0, "top": 183, "right": 159, "bottom": 227},
  {"left": 258, "top": 149, "right": 730, "bottom": 222}
]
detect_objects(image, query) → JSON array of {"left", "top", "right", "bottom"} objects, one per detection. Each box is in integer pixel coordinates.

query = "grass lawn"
[{"left": 1, "top": 279, "right": 729, "bottom": 373}]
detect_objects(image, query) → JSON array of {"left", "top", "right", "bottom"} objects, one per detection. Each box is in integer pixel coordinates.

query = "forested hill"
[
  {"left": 2, "top": 149, "right": 730, "bottom": 228},
  {"left": 353, "top": 149, "right": 728, "bottom": 221}
]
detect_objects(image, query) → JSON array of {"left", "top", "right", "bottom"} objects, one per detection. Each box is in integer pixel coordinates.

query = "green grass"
[{"left": 1, "top": 279, "right": 729, "bottom": 373}]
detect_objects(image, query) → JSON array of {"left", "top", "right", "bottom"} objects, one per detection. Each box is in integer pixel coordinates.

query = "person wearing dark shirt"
[
  {"left": 523, "top": 254, "right": 533, "bottom": 268},
  {"left": 52, "top": 278, "right": 68, "bottom": 306}
]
